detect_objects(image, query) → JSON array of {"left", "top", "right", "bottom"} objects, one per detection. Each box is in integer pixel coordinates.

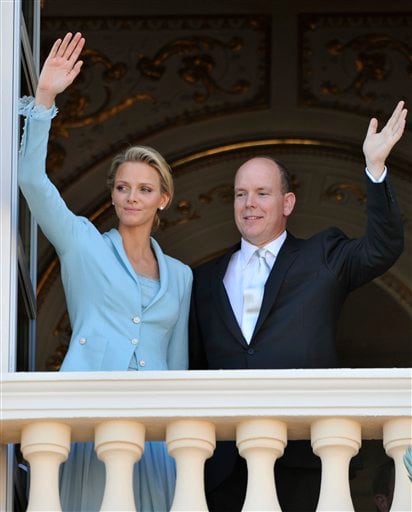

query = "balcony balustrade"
[{"left": 1, "top": 368, "right": 411, "bottom": 511}]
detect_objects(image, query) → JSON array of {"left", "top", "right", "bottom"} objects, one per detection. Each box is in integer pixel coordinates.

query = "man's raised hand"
[{"left": 363, "top": 100, "right": 407, "bottom": 179}]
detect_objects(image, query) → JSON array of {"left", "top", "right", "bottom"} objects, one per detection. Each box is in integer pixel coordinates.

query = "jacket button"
[
  {"left": 132, "top": 316, "right": 141, "bottom": 324},
  {"left": 247, "top": 348, "right": 255, "bottom": 355},
  {"left": 131, "top": 338, "right": 139, "bottom": 345},
  {"left": 139, "top": 360, "right": 146, "bottom": 367},
  {"left": 79, "top": 337, "right": 87, "bottom": 345}
]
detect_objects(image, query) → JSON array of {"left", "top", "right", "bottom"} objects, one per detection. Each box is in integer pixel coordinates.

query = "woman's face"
[{"left": 111, "top": 161, "right": 169, "bottom": 229}]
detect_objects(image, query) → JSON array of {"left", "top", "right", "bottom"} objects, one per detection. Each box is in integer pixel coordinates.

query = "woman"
[{"left": 18, "top": 32, "right": 192, "bottom": 511}]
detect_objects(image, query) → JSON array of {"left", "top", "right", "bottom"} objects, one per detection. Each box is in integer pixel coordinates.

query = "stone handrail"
[{"left": 1, "top": 368, "right": 411, "bottom": 511}]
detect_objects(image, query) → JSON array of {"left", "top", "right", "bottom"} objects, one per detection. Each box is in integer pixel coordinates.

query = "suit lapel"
[
  {"left": 212, "top": 243, "right": 248, "bottom": 347},
  {"left": 253, "top": 233, "right": 300, "bottom": 337}
]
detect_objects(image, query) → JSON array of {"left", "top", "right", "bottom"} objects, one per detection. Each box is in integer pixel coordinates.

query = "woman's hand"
[{"left": 35, "top": 32, "right": 85, "bottom": 109}]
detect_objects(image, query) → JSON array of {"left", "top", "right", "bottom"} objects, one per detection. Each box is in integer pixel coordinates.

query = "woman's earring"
[{"left": 159, "top": 206, "right": 164, "bottom": 210}]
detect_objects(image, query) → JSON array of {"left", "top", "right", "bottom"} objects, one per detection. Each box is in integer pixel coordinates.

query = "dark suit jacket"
[{"left": 189, "top": 177, "right": 403, "bottom": 492}]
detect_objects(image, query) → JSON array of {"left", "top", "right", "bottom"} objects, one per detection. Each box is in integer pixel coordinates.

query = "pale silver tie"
[{"left": 241, "top": 249, "right": 270, "bottom": 343}]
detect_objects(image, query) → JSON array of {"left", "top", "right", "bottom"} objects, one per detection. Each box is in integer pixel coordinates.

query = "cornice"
[{"left": 2, "top": 368, "right": 411, "bottom": 443}]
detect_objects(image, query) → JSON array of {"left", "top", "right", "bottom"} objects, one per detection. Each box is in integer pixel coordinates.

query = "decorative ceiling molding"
[
  {"left": 299, "top": 12, "right": 412, "bottom": 118},
  {"left": 41, "top": 15, "right": 271, "bottom": 181}
]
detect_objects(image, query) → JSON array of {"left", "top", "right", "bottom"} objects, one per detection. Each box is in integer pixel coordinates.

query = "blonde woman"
[{"left": 18, "top": 32, "right": 192, "bottom": 511}]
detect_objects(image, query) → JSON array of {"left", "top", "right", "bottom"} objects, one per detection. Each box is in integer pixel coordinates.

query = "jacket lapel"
[
  {"left": 146, "top": 237, "right": 168, "bottom": 308},
  {"left": 212, "top": 243, "right": 248, "bottom": 347},
  {"left": 253, "top": 233, "right": 300, "bottom": 337},
  {"left": 104, "top": 228, "right": 140, "bottom": 284},
  {"left": 104, "top": 230, "right": 167, "bottom": 309}
]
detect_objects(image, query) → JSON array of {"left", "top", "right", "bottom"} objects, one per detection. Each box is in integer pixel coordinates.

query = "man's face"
[{"left": 234, "top": 157, "right": 296, "bottom": 247}]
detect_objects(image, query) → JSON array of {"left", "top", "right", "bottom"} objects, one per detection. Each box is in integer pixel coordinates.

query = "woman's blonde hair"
[{"left": 108, "top": 145, "right": 174, "bottom": 229}]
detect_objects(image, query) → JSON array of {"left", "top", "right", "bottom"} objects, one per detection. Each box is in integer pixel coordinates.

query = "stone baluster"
[
  {"left": 383, "top": 418, "right": 412, "bottom": 512},
  {"left": 311, "top": 418, "right": 361, "bottom": 511},
  {"left": 95, "top": 420, "right": 145, "bottom": 511},
  {"left": 166, "top": 419, "right": 216, "bottom": 511},
  {"left": 21, "top": 421, "right": 71, "bottom": 511},
  {"left": 237, "top": 419, "right": 287, "bottom": 511}
]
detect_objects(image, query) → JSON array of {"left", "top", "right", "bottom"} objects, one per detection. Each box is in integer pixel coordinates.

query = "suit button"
[
  {"left": 132, "top": 316, "right": 141, "bottom": 324},
  {"left": 131, "top": 338, "right": 139, "bottom": 345},
  {"left": 79, "top": 337, "right": 87, "bottom": 345},
  {"left": 139, "top": 360, "right": 146, "bottom": 367},
  {"left": 247, "top": 348, "right": 255, "bottom": 355}
]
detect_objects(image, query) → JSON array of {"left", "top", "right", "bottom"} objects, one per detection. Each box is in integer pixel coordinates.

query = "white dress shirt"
[{"left": 223, "top": 232, "right": 287, "bottom": 327}]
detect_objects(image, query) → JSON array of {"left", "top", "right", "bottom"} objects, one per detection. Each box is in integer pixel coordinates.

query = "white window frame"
[
  {"left": 0, "top": 0, "right": 20, "bottom": 375},
  {"left": 1, "top": 0, "right": 40, "bottom": 507},
  {"left": 0, "top": 1, "right": 21, "bottom": 507}
]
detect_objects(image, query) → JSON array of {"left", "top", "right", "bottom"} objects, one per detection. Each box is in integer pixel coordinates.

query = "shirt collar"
[{"left": 239, "top": 231, "right": 287, "bottom": 269}]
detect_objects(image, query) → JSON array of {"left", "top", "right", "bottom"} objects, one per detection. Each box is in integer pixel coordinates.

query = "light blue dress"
[
  {"left": 18, "top": 97, "right": 193, "bottom": 511},
  {"left": 59, "top": 277, "right": 175, "bottom": 511}
]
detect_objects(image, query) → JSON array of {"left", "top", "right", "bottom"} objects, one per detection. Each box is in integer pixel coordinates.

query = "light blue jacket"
[{"left": 18, "top": 97, "right": 192, "bottom": 372}]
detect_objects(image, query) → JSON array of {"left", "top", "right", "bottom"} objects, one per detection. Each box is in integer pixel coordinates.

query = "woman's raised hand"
[{"left": 35, "top": 32, "right": 85, "bottom": 108}]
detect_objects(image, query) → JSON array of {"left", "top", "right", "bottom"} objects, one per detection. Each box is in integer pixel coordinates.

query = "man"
[{"left": 189, "top": 101, "right": 406, "bottom": 511}]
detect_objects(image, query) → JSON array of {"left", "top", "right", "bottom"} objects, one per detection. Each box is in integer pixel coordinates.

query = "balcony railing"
[{"left": 1, "top": 368, "right": 411, "bottom": 511}]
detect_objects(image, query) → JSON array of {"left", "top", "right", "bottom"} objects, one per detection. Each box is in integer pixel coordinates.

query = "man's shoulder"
[
  {"left": 285, "top": 228, "right": 349, "bottom": 256},
  {"left": 290, "top": 227, "right": 346, "bottom": 242}
]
